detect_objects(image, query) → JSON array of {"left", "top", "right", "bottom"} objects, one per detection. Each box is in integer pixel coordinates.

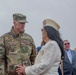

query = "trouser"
[{"left": 72, "top": 72, "right": 73, "bottom": 75}]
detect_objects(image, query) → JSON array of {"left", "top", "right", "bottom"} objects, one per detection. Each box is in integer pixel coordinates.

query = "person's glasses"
[{"left": 64, "top": 43, "right": 70, "bottom": 45}]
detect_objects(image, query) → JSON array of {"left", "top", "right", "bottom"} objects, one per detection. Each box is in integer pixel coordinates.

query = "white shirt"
[{"left": 66, "top": 50, "right": 72, "bottom": 63}]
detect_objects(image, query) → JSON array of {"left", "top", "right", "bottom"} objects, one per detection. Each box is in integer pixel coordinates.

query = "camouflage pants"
[
  {"left": 0, "top": 65, "right": 4, "bottom": 75},
  {"left": 0, "top": 70, "right": 18, "bottom": 75},
  {"left": 0, "top": 72, "right": 18, "bottom": 75}
]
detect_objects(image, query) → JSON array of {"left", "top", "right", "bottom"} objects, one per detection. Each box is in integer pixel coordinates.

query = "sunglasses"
[{"left": 64, "top": 43, "right": 70, "bottom": 45}]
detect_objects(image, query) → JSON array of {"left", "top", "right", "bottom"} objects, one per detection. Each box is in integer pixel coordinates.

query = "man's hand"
[{"left": 16, "top": 65, "right": 26, "bottom": 75}]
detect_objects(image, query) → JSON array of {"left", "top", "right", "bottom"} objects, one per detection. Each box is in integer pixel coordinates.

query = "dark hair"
[{"left": 44, "top": 26, "right": 64, "bottom": 59}]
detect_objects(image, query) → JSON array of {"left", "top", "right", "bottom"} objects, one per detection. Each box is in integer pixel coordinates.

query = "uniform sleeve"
[
  {"left": 30, "top": 38, "right": 37, "bottom": 65},
  {"left": 0, "top": 36, "right": 5, "bottom": 74},
  {"left": 0, "top": 36, "right": 5, "bottom": 61},
  {"left": 25, "top": 42, "right": 58, "bottom": 75}
]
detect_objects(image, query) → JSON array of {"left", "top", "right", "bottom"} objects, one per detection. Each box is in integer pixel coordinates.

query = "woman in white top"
[{"left": 16, "top": 19, "right": 64, "bottom": 75}]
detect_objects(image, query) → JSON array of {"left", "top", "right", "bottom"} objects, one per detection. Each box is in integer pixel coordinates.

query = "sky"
[{"left": 0, "top": 0, "right": 76, "bottom": 49}]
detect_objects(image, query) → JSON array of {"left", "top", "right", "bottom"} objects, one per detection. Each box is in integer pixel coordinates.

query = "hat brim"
[{"left": 18, "top": 20, "right": 28, "bottom": 23}]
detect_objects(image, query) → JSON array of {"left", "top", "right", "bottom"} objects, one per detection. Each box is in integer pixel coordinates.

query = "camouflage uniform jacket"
[{"left": 0, "top": 27, "right": 37, "bottom": 75}]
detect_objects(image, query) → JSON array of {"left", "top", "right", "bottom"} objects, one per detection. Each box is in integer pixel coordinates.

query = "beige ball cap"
[{"left": 43, "top": 19, "right": 60, "bottom": 30}]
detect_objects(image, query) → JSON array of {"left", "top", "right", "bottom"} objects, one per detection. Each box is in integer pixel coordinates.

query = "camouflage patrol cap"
[
  {"left": 43, "top": 19, "right": 60, "bottom": 30},
  {"left": 13, "top": 13, "right": 28, "bottom": 23}
]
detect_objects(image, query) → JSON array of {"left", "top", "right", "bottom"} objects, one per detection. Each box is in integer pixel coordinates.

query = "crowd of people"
[{"left": 0, "top": 13, "right": 76, "bottom": 75}]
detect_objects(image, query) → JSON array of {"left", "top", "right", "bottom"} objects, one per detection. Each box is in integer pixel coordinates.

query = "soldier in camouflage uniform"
[{"left": 0, "top": 13, "right": 37, "bottom": 75}]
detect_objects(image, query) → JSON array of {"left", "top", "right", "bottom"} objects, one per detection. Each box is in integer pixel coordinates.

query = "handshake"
[
  {"left": 16, "top": 65, "right": 26, "bottom": 75},
  {"left": 8, "top": 65, "right": 26, "bottom": 75}
]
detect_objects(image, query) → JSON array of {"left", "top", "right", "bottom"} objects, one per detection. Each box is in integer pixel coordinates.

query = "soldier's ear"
[
  {"left": 13, "top": 20, "right": 15, "bottom": 24},
  {"left": 13, "top": 20, "right": 18, "bottom": 25}
]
